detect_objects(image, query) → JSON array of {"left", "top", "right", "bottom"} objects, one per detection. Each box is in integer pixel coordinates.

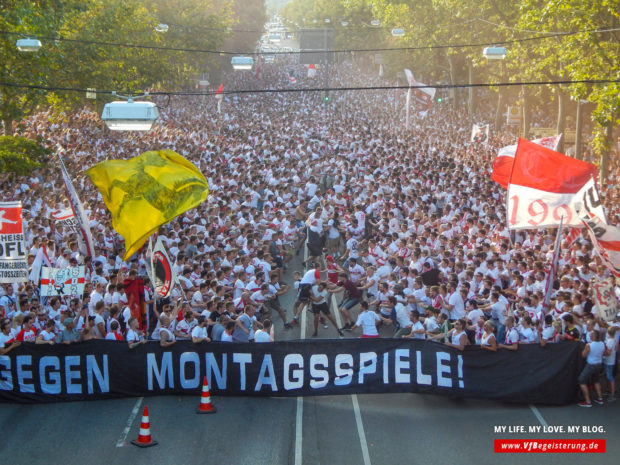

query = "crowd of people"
[{"left": 0, "top": 55, "right": 619, "bottom": 405}]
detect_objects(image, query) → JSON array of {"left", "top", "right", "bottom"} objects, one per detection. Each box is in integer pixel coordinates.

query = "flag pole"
[{"left": 541, "top": 216, "right": 564, "bottom": 323}]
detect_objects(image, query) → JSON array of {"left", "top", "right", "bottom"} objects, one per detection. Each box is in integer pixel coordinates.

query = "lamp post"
[
  {"left": 571, "top": 96, "right": 588, "bottom": 160},
  {"left": 323, "top": 21, "right": 329, "bottom": 103},
  {"left": 483, "top": 47, "right": 507, "bottom": 132},
  {"left": 15, "top": 38, "right": 42, "bottom": 52},
  {"left": 101, "top": 95, "right": 159, "bottom": 131},
  {"left": 231, "top": 56, "right": 254, "bottom": 70}
]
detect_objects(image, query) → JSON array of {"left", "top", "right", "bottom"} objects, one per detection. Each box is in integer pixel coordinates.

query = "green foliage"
[
  {"left": 0, "top": 135, "right": 52, "bottom": 175},
  {"left": 1, "top": 0, "right": 245, "bottom": 126}
]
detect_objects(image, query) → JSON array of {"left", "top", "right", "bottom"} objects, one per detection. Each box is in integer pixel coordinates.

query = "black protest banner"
[{"left": 0, "top": 339, "right": 583, "bottom": 405}]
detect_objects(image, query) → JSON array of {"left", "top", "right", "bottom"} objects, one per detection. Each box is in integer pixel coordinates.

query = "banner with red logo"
[
  {"left": 40, "top": 266, "right": 86, "bottom": 297},
  {"left": 507, "top": 139, "right": 599, "bottom": 229},
  {"left": 0, "top": 201, "right": 28, "bottom": 283}
]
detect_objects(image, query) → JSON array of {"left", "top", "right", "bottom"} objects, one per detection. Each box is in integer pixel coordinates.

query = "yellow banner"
[{"left": 87, "top": 150, "right": 208, "bottom": 260}]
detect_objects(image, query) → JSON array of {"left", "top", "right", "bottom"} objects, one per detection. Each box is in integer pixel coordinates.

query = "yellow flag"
[{"left": 86, "top": 149, "right": 209, "bottom": 260}]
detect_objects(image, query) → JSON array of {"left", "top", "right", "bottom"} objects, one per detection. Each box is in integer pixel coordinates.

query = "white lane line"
[
  {"left": 352, "top": 394, "right": 372, "bottom": 465},
  {"left": 116, "top": 396, "right": 144, "bottom": 447},
  {"left": 294, "top": 243, "right": 309, "bottom": 465},
  {"left": 331, "top": 295, "right": 371, "bottom": 464},
  {"left": 529, "top": 404, "right": 549, "bottom": 428},
  {"left": 331, "top": 294, "right": 344, "bottom": 338},
  {"left": 294, "top": 397, "right": 304, "bottom": 465}
]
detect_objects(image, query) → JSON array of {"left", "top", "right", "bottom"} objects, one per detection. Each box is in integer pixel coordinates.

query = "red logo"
[{"left": 0, "top": 205, "right": 22, "bottom": 234}]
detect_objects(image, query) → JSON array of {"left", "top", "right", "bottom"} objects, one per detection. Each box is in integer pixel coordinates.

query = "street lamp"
[
  {"left": 16, "top": 38, "right": 42, "bottom": 52},
  {"left": 155, "top": 24, "right": 169, "bottom": 33},
  {"left": 324, "top": 18, "right": 331, "bottom": 24},
  {"left": 231, "top": 56, "right": 254, "bottom": 70},
  {"left": 391, "top": 28, "right": 405, "bottom": 37},
  {"left": 101, "top": 97, "right": 159, "bottom": 131},
  {"left": 341, "top": 20, "right": 349, "bottom": 27},
  {"left": 370, "top": 19, "right": 381, "bottom": 27},
  {"left": 483, "top": 46, "right": 506, "bottom": 60},
  {"left": 483, "top": 47, "right": 507, "bottom": 131}
]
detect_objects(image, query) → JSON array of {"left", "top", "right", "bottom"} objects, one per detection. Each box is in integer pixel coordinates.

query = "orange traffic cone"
[
  {"left": 131, "top": 405, "right": 158, "bottom": 448},
  {"left": 196, "top": 376, "right": 217, "bottom": 414}
]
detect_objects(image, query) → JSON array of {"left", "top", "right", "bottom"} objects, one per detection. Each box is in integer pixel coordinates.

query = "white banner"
[
  {"left": 471, "top": 124, "right": 489, "bottom": 145},
  {"left": 0, "top": 201, "right": 28, "bottom": 283},
  {"left": 58, "top": 153, "right": 95, "bottom": 257},
  {"left": 52, "top": 208, "right": 79, "bottom": 233},
  {"left": 591, "top": 278, "right": 618, "bottom": 322},
  {"left": 507, "top": 178, "right": 605, "bottom": 230},
  {"left": 145, "top": 237, "right": 175, "bottom": 299},
  {"left": 507, "top": 185, "right": 581, "bottom": 229},
  {"left": 40, "top": 266, "right": 86, "bottom": 297}
]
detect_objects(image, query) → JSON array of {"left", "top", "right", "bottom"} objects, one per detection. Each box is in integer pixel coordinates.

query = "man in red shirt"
[
  {"left": 16, "top": 313, "right": 37, "bottom": 342},
  {"left": 328, "top": 272, "right": 363, "bottom": 331}
]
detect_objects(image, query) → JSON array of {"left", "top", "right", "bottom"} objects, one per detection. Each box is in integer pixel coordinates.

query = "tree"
[
  {"left": 0, "top": 135, "right": 51, "bottom": 175},
  {"left": 0, "top": 1, "right": 64, "bottom": 134}
]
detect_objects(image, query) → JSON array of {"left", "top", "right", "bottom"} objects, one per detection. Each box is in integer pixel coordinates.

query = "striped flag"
[
  {"left": 58, "top": 153, "right": 95, "bottom": 258},
  {"left": 507, "top": 139, "right": 599, "bottom": 229},
  {"left": 492, "top": 135, "right": 562, "bottom": 188}
]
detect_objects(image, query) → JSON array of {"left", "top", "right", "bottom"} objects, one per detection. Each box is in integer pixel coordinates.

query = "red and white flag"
[
  {"left": 307, "top": 64, "right": 316, "bottom": 79},
  {"left": 214, "top": 84, "right": 223, "bottom": 100},
  {"left": 58, "top": 153, "right": 95, "bottom": 258},
  {"left": 507, "top": 139, "right": 599, "bottom": 229},
  {"left": 564, "top": 227, "right": 582, "bottom": 247},
  {"left": 28, "top": 244, "right": 53, "bottom": 284},
  {"left": 0, "top": 201, "right": 28, "bottom": 283},
  {"left": 288, "top": 74, "right": 297, "bottom": 84},
  {"left": 492, "top": 135, "right": 562, "bottom": 188},
  {"left": 471, "top": 124, "right": 489, "bottom": 146},
  {"left": 404, "top": 69, "right": 435, "bottom": 113},
  {"left": 255, "top": 55, "right": 262, "bottom": 80},
  {"left": 574, "top": 182, "right": 620, "bottom": 277}
]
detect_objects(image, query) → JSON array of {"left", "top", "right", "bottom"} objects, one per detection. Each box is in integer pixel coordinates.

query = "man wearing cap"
[{"left": 56, "top": 317, "right": 80, "bottom": 344}]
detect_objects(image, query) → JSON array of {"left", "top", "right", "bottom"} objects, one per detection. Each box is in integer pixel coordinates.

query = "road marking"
[
  {"left": 331, "top": 296, "right": 371, "bottom": 464},
  {"left": 294, "top": 397, "right": 304, "bottom": 465},
  {"left": 352, "top": 394, "right": 372, "bottom": 465},
  {"left": 331, "top": 294, "right": 344, "bottom": 338},
  {"left": 294, "top": 243, "right": 309, "bottom": 465},
  {"left": 115, "top": 396, "right": 144, "bottom": 447},
  {"left": 529, "top": 404, "right": 549, "bottom": 428}
]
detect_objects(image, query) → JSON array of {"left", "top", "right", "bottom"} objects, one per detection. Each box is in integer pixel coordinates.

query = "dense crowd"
[{"left": 0, "top": 57, "right": 619, "bottom": 405}]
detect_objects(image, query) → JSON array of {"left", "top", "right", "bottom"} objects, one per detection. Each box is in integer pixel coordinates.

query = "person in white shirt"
[
  {"left": 175, "top": 311, "right": 197, "bottom": 340},
  {"left": 191, "top": 316, "right": 211, "bottom": 343},
  {"left": 127, "top": 317, "right": 147, "bottom": 348},
  {"left": 401, "top": 310, "right": 426, "bottom": 340},
  {"left": 442, "top": 281, "right": 465, "bottom": 320},
  {"left": 518, "top": 316, "right": 537, "bottom": 343},
  {"left": 351, "top": 301, "right": 389, "bottom": 338},
  {"left": 254, "top": 319, "right": 274, "bottom": 342},
  {"left": 578, "top": 330, "right": 608, "bottom": 407}
]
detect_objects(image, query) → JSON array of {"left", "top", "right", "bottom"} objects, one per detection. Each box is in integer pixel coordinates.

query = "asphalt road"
[{"left": 1, "top": 252, "right": 618, "bottom": 465}]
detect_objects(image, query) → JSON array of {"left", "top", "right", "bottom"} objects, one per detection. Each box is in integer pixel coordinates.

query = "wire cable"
[
  {"left": 0, "top": 79, "right": 617, "bottom": 98},
  {"left": 1, "top": 26, "right": 619, "bottom": 56}
]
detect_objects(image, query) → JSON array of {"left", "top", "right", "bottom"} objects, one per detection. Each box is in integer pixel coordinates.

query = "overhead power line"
[
  {"left": 0, "top": 79, "right": 617, "bottom": 98},
  {"left": 1, "top": 26, "right": 618, "bottom": 56}
]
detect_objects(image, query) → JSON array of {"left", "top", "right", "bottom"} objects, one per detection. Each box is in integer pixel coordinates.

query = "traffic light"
[
  {"left": 323, "top": 92, "right": 330, "bottom": 103},
  {"left": 436, "top": 97, "right": 443, "bottom": 103}
]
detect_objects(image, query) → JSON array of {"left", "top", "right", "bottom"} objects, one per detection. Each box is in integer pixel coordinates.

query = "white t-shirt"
[
  {"left": 447, "top": 292, "right": 465, "bottom": 320},
  {"left": 191, "top": 325, "right": 208, "bottom": 340},
  {"left": 254, "top": 330, "right": 272, "bottom": 343},
  {"left": 410, "top": 320, "right": 425, "bottom": 339},
  {"left": 356, "top": 311, "right": 380, "bottom": 336}
]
